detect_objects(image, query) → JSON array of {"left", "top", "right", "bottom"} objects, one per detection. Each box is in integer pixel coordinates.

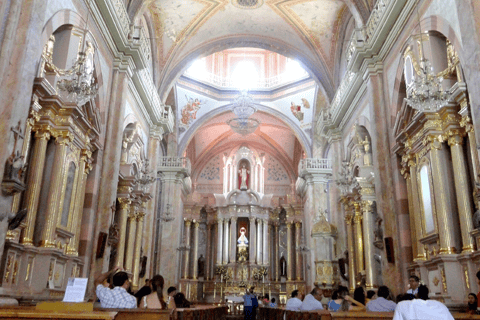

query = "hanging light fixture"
[
  {"left": 403, "top": 7, "right": 450, "bottom": 112},
  {"left": 227, "top": 90, "right": 260, "bottom": 135}
]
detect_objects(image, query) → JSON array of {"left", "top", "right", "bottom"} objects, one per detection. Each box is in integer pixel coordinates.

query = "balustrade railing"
[
  {"left": 158, "top": 157, "right": 191, "bottom": 175},
  {"left": 298, "top": 158, "right": 332, "bottom": 173}
]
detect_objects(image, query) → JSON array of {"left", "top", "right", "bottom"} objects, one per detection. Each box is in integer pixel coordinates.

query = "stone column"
[
  {"left": 223, "top": 219, "right": 229, "bottom": 264},
  {"left": 125, "top": 206, "right": 138, "bottom": 272},
  {"left": 459, "top": 109, "right": 480, "bottom": 184},
  {"left": 274, "top": 223, "right": 279, "bottom": 280},
  {"left": 353, "top": 202, "right": 364, "bottom": 274},
  {"left": 132, "top": 210, "right": 146, "bottom": 287},
  {"left": 230, "top": 217, "right": 237, "bottom": 263},
  {"left": 217, "top": 219, "right": 223, "bottom": 265},
  {"left": 206, "top": 222, "right": 212, "bottom": 279},
  {"left": 407, "top": 161, "right": 426, "bottom": 260},
  {"left": 286, "top": 222, "right": 293, "bottom": 280},
  {"left": 257, "top": 218, "right": 263, "bottom": 265},
  {"left": 21, "top": 130, "right": 50, "bottom": 245},
  {"left": 361, "top": 200, "right": 375, "bottom": 289},
  {"left": 40, "top": 133, "right": 71, "bottom": 247},
  {"left": 192, "top": 221, "right": 200, "bottom": 280},
  {"left": 295, "top": 221, "right": 302, "bottom": 280},
  {"left": 345, "top": 213, "right": 356, "bottom": 292},
  {"left": 448, "top": 133, "right": 475, "bottom": 252},
  {"left": 428, "top": 136, "right": 458, "bottom": 254},
  {"left": 68, "top": 149, "right": 92, "bottom": 255},
  {"left": 249, "top": 217, "right": 256, "bottom": 264},
  {"left": 115, "top": 198, "right": 131, "bottom": 268},
  {"left": 263, "top": 219, "right": 268, "bottom": 266},
  {"left": 184, "top": 219, "right": 192, "bottom": 279}
]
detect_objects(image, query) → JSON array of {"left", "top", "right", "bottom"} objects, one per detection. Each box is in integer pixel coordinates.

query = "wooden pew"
[
  {"left": 0, "top": 308, "right": 117, "bottom": 319},
  {"left": 176, "top": 305, "right": 227, "bottom": 320},
  {"left": 96, "top": 308, "right": 171, "bottom": 320}
]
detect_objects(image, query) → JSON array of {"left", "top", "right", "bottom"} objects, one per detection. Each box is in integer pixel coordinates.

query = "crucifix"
[{"left": 11, "top": 120, "right": 24, "bottom": 157}]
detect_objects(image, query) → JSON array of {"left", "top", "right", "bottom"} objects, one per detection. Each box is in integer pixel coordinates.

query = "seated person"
[
  {"left": 167, "top": 286, "right": 177, "bottom": 309},
  {"left": 406, "top": 275, "right": 420, "bottom": 298},
  {"left": 174, "top": 292, "right": 191, "bottom": 308},
  {"left": 139, "top": 275, "right": 166, "bottom": 309},
  {"left": 134, "top": 278, "right": 151, "bottom": 307},
  {"left": 269, "top": 297, "right": 277, "bottom": 308},
  {"left": 300, "top": 287, "right": 325, "bottom": 311},
  {"left": 393, "top": 285, "right": 454, "bottom": 320},
  {"left": 366, "top": 286, "right": 396, "bottom": 312},
  {"left": 467, "top": 293, "right": 477, "bottom": 315},
  {"left": 95, "top": 267, "right": 136, "bottom": 308},
  {"left": 328, "top": 286, "right": 365, "bottom": 312},
  {"left": 285, "top": 290, "right": 303, "bottom": 311}
]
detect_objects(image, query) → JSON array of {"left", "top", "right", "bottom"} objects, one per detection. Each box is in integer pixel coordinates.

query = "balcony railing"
[
  {"left": 158, "top": 157, "right": 191, "bottom": 176},
  {"left": 298, "top": 158, "right": 332, "bottom": 179}
]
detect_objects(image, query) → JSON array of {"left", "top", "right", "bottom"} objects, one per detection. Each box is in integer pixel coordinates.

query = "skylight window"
[
  {"left": 284, "top": 59, "right": 308, "bottom": 80},
  {"left": 186, "top": 58, "right": 207, "bottom": 79},
  {"left": 231, "top": 60, "right": 259, "bottom": 89}
]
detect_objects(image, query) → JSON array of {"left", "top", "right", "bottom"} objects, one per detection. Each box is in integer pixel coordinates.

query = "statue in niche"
[
  {"left": 238, "top": 164, "right": 250, "bottom": 190},
  {"left": 280, "top": 253, "right": 287, "bottom": 277},
  {"left": 237, "top": 227, "right": 249, "bottom": 262},
  {"left": 198, "top": 254, "right": 205, "bottom": 278}
]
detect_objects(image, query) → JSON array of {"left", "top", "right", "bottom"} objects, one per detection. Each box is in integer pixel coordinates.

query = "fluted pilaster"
[{"left": 115, "top": 198, "right": 131, "bottom": 268}]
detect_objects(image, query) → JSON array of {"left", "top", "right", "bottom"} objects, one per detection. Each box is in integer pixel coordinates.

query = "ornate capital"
[
  {"left": 218, "top": 218, "right": 224, "bottom": 224},
  {"left": 295, "top": 221, "right": 302, "bottom": 228},
  {"left": 353, "top": 214, "right": 363, "bottom": 223},
  {"left": 249, "top": 217, "right": 256, "bottom": 223},
  {"left": 286, "top": 222, "right": 293, "bottom": 229},
  {"left": 460, "top": 115, "right": 474, "bottom": 132},
  {"left": 345, "top": 214, "right": 353, "bottom": 225},
  {"left": 185, "top": 219, "right": 192, "bottom": 227},
  {"left": 361, "top": 200, "right": 374, "bottom": 213},
  {"left": 136, "top": 212, "right": 146, "bottom": 221},
  {"left": 34, "top": 129, "right": 51, "bottom": 140},
  {"left": 194, "top": 221, "right": 200, "bottom": 228},
  {"left": 446, "top": 129, "right": 465, "bottom": 146},
  {"left": 128, "top": 213, "right": 137, "bottom": 221},
  {"left": 230, "top": 216, "right": 237, "bottom": 223},
  {"left": 422, "top": 134, "right": 445, "bottom": 150},
  {"left": 118, "top": 198, "right": 131, "bottom": 209},
  {"left": 51, "top": 130, "right": 74, "bottom": 145}
]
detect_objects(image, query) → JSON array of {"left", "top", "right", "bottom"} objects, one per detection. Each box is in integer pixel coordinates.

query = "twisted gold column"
[
  {"left": 448, "top": 133, "right": 475, "bottom": 253},
  {"left": 67, "top": 150, "right": 92, "bottom": 255},
  {"left": 408, "top": 161, "right": 426, "bottom": 260},
  {"left": 428, "top": 136, "right": 457, "bottom": 254},
  {"left": 345, "top": 214, "right": 356, "bottom": 292},
  {"left": 295, "top": 221, "right": 302, "bottom": 280},
  {"left": 125, "top": 205, "right": 138, "bottom": 272},
  {"left": 132, "top": 210, "right": 145, "bottom": 287},
  {"left": 184, "top": 219, "right": 192, "bottom": 278},
  {"left": 21, "top": 130, "right": 50, "bottom": 245},
  {"left": 286, "top": 222, "right": 293, "bottom": 280},
  {"left": 353, "top": 202, "right": 364, "bottom": 273},
  {"left": 361, "top": 201, "right": 375, "bottom": 289},
  {"left": 192, "top": 221, "right": 200, "bottom": 280},
  {"left": 115, "top": 198, "right": 131, "bottom": 268},
  {"left": 40, "top": 133, "right": 71, "bottom": 248}
]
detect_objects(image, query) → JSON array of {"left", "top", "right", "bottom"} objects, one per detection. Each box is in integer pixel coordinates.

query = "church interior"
[{"left": 1, "top": 0, "right": 480, "bottom": 310}]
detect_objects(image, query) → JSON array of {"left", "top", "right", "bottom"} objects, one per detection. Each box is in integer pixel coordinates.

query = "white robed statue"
[{"left": 237, "top": 227, "right": 249, "bottom": 262}]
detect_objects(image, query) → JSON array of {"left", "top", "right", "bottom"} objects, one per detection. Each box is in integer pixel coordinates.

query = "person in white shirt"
[
  {"left": 285, "top": 290, "right": 303, "bottom": 311},
  {"left": 406, "top": 275, "right": 420, "bottom": 297},
  {"left": 300, "top": 287, "right": 324, "bottom": 311},
  {"left": 393, "top": 285, "right": 454, "bottom": 320}
]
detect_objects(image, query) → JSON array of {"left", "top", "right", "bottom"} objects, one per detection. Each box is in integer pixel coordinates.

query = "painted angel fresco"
[
  {"left": 290, "top": 101, "right": 304, "bottom": 122},
  {"left": 180, "top": 96, "right": 205, "bottom": 126}
]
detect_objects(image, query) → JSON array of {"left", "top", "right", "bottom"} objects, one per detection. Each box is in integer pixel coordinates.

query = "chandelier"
[
  {"left": 228, "top": 91, "right": 260, "bottom": 135},
  {"left": 404, "top": 57, "right": 450, "bottom": 112},
  {"left": 56, "top": 33, "right": 98, "bottom": 106}
]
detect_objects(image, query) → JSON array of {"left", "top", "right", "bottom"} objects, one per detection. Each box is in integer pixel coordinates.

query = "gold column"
[
  {"left": 132, "top": 209, "right": 146, "bottom": 288},
  {"left": 115, "top": 198, "right": 131, "bottom": 268},
  {"left": 40, "top": 132, "right": 72, "bottom": 247},
  {"left": 361, "top": 201, "right": 375, "bottom": 289},
  {"left": 407, "top": 160, "right": 426, "bottom": 260},
  {"left": 353, "top": 202, "right": 364, "bottom": 273},
  {"left": 184, "top": 219, "right": 192, "bottom": 279},
  {"left": 274, "top": 223, "right": 279, "bottom": 280},
  {"left": 21, "top": 130, "right": 50, "bottom": 245},
  {"left": 345, "top": 213, "right": 356, "bottom": 292},
  {"left": 192, "top": 221, "right": 200, "bottom": 280},
  {"left": 295, "top": 221, "right": 302, "bottom": 280},
  {"left": 125, "top": 204, "right": 138, "bottom": 272},
  {"left": 448, "top": 132, "right": 475, "bottom": 253},
  {"left": 67, "top": 149, "right": 92, "bottom": 255},
  {"left": 428, "top": 136, "right": 457, "bottom": 254},
  {"left": 286, "top": 222, "right": 293, "bottom": 280}
]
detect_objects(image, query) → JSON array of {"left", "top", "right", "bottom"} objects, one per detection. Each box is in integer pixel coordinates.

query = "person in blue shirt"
[{"left": 243, "top": 286, "right": 257, "bottom": 320}]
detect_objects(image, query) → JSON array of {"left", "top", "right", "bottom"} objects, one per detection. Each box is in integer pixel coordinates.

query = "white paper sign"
[{"left": 63, "top": 278, "right": 88, "bottom": 302}]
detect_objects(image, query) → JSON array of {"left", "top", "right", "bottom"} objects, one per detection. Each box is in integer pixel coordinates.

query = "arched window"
[{"left": 419, "top": 164, "right": 435, "bottom": 234}]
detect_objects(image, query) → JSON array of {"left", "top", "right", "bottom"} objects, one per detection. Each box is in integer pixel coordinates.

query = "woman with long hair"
[
  {"left": 328, "top": 286, "right": 365, "bottom": 312},
  {"left": 353, "top": 287, "right": 366, "bottom": 306},
  {"left": 467, "top": 293, "right": 478, "bottom": 314},
  {"left": 140, "top": 275, "right": 167, "bottom": 309}
]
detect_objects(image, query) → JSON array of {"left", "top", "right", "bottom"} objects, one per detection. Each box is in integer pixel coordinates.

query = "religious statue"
[
  {"left": 237, "top": 227, "right": 249, "bottom": 262},
  {"left": 280, "top": 253, "right": 287, "bottom": 277},
  {"left": 238, "top": 164, "right": 250, "bottom": 190},
  {"left": 198, "top": 254, "right": 205, "bottom": 278}
]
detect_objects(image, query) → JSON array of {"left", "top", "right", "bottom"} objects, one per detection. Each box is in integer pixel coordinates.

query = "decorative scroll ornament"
[{"left": 227, "top": 91, "right": 260, "bottom": 135}]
